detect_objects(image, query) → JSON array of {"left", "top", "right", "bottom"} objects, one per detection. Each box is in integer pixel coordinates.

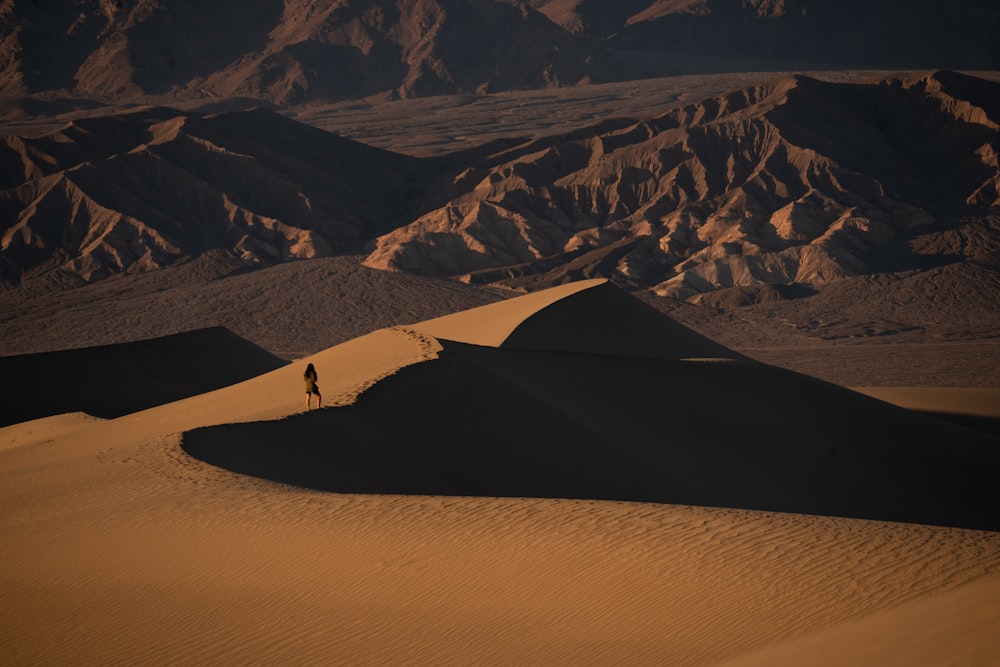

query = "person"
[{"left": 304, "top": 362, "right": 321, "bottom": 410}]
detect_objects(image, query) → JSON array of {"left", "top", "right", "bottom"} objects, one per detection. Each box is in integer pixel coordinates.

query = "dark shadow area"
[
  {"left": 183, "top": 341, "right": 1000, "bottom": 531},
  {"left": 918, "top": 412, "right": 1000, "bottom": 440},
  {"left": 0, "top": 327, "right": 286, "bottom": 427}
]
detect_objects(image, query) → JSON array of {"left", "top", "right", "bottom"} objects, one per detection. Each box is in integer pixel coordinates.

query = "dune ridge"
[
  {"left": 0, "top": 326, "right": 287, "bottom": 428},
  {"left": 3, "top": 278, "right": 1000, "bottom": 664},
  {"left": 184, "top": 280, "right": 1000, "bottom": 530}
]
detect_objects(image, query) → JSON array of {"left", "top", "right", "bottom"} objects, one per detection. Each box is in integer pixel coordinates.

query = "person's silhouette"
[{"left": 304, "top": 362, "right": 321, "bottom": 410}]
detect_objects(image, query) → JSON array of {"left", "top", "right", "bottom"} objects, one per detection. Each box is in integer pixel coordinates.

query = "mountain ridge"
[
  {"left": 362, "top": 70, "right": 1000, "bottom": 299},
  {"left": 2, "top": 0, "right": 998, "bottom": 108},
  {"left": 2, "top": 70, "right": 998, "bottom": 314},
  {"left": 0, "top": 0, "right": 618, "bottom": 105},
  {"left": 0, "top": 105, "right": 428, "bottom": 288}
]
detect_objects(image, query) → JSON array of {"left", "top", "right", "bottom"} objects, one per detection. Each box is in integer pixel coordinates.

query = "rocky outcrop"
[
  {"left": 0, "top": 0, "right": 617, "bottom": 104},
  {"left": 5, "top": 70, "right": 997, "bottom": 303},
  {"left": 364, "top": 71, "right": 1000, "bottom": 299},
  {"left": 0, "top": 106, "right": 426, "bottom": 286},
  {"left": 6, "top": 0, "right": 996, "bottom": 109}
]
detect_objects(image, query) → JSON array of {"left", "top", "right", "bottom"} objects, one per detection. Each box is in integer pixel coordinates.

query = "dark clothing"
[{"left": 305, "top": 368, "right": 319, "bottom": 394}]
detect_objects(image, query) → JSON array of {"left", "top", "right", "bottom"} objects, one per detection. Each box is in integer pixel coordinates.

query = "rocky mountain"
[
  {"left": 0, "top": 0, "right": 617, "bottom": 105},
  {"left": 529, "top": 0, "right": 1000, "bottom": 72},
  {"left": 3, "top": 0, "right": 998, "bottom": 109},
  {"left": 363, "top": 70, "right": 1000, "bottom": 300},
  {"left": 0, "top": 105, "right": 426, "bottom": 289},
  {"left": 3, "top": 70, "right": 998, "bottom": 307}
]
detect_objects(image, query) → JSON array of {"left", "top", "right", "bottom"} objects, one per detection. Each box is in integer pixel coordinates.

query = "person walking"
[{"left": 304, "top": 362, "right": 321, "bottom": 410}]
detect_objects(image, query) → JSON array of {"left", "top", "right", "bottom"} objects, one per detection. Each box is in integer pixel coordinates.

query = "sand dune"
[
  {"left": 852, "top": 387, "right": 1000, "bottom": 419},
  {"left": 184, "top": 281, "right": 1000, "bottom": 530},
  {"left": 3, "top": 278, "right": 1000, "bottom": 665},
  {"left": 0, "top": 327, "right": 286, "bottom": 428},
  {"left": 717, "top": 572, "right": 1000, "bottom": 667},
  {"left": 850, "top": 386, "right": 1000, "bottom": 439}
]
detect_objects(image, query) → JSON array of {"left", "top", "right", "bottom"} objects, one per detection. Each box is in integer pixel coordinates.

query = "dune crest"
[
  {"left": 0, "top": 326, "right": 287, "bottom": 428},
  {"left": 181, "top": 280, "right": 1000, "bottom": 530},
  {"left": 411, "top": 277, "right": 603, "bottom": 346}
]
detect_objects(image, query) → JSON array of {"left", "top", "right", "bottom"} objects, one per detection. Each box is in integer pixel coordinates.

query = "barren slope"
[
  {"left": 0, "top": 0, "right": 617, "bottom": 104},
  {"left": 364, "top": 70, "right": 1000, "bottom": 303},
  {"left": 0, "top": 106, "right": 425, "bottom": 289}
]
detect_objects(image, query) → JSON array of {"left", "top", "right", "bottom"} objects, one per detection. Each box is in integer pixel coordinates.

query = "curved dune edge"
[
  {"left": 0, "top": 412, "right": 106, "bottom": 453},
  {"left": 410, "top": 278, "right": 605, "bottom": 346},
  {"left": 179, "top": 280, "right": 1000, "bottom": 531},
  {"left": 182, "top": 337, "right": 1000, "bottom": 530},
  {"left": 850, "top": 387, "right": 1000, "bottom": 418},
  {"left": 0, "top": 327, "right": 441, "bottom": 464},
  {"left": 499, "top": 280, "right": 747, "bottom": 360},
  {"left": 0, "top": 326, "right": 289, "bottom": 428}
]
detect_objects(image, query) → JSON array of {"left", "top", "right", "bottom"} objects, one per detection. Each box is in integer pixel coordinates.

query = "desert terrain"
[
  {"left": 3, "top": 0, "right": 1000, "bottom": 664},
  {"left": 3, "top": 280, "right": 1000, "bottom": 665}
]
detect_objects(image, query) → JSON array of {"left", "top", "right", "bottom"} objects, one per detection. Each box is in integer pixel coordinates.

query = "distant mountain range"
[
  {"left": 0, "top": 106, "right": 426, "bottom": 288},
  {"left": 3, "top": 70, "right": 998, "bottom": 305},
  {"left": 365, "top": 70, "right": 1000, "bottom": 299},
  {"left": 530, "top": 0, "right": 1000, "bottom": 72},
  {"left": 0, "top": 0, "right": 617, "bottom": 104},
  {"left": 1, "top": 0, "right": 997, "bottom": 106}
]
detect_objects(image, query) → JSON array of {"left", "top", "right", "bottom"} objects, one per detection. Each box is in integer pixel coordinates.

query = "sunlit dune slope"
[
  {"left": 3, "top": 278, "right": 1000, "bottom": 666},
  {"left": 850, "top": 386, "right": 1000, "bottom": 438},
  {"left": 183, "top": 280, "right": 1000, "bottom": 530},
  {"left": 716, "top": 572, "right": 1000, "bottom": 667},
  {"left": 0, "top": 327, "right": 286, "bottom": 428}
]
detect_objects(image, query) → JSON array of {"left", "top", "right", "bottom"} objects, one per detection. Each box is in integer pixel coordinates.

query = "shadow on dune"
[
  {"left": 182, "top": 340, "right": 1000, "bottom": 531},
  {"left": 916, "top": 413, "right": 1000, "bottom": 440},
  {"left": 1, "top": 327, "right": 287, "bottom": 427}
]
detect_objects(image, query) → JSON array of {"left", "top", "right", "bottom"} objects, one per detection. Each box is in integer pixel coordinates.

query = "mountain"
[
  {"left": 363, "top": 70, "right": 1000, "bottom": 300},
  {"left": 3, "top": 1, "right": 998, "bottom": 109},
  {"left": 529, "top": 0, "right": 1000, "bottom": 72},
  {"left": 4, "top": 70, "right": 998, "bottom": 307},
  {"left": 0, "top": 0, "right": 617, "bottom": 105},
  {"left": 0, "top": 105, "right": 426, "bottom": 289}
]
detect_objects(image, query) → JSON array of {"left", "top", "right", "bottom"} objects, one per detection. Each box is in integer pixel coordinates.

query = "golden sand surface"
[{"left": 2, "top": 280, "right": 998, "bottom": 665}]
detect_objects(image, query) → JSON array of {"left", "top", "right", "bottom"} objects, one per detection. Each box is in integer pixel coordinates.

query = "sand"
[{"left": 2, "top": 279, "right": 999, "bottom": 665}]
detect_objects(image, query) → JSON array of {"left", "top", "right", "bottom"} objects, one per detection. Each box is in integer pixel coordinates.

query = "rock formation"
[
  {"left": 0, "top": 106, "right": 425, "bottom": 288},
  {"left": 0, "top": 0, "right": 616, "bottom": 104},
  {"left": 364, "top": 71, "right": 1000, "bottom": 299}
]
